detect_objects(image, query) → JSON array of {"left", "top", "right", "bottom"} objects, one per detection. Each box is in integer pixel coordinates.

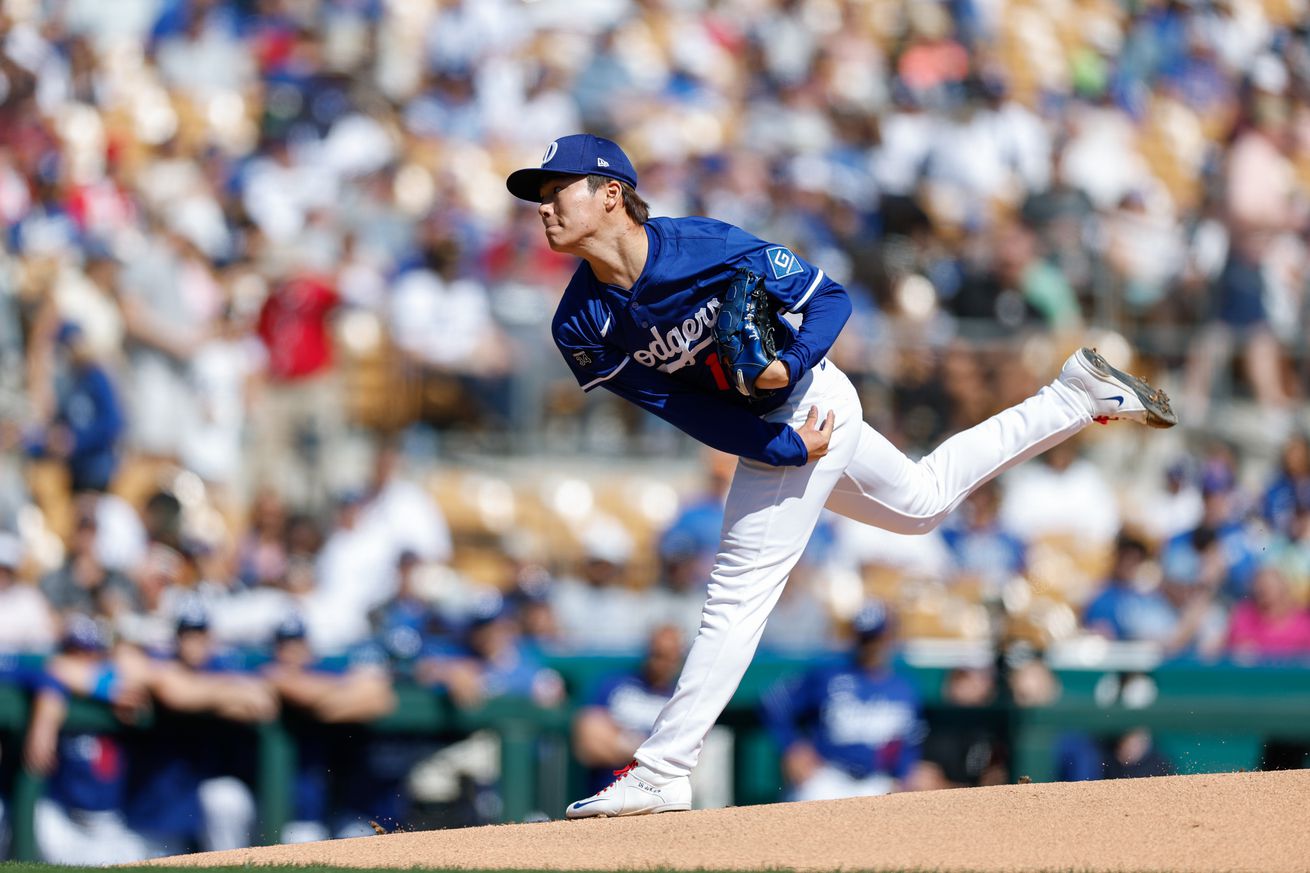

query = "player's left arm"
[{"left": 724, "top": 228, "right": 852, "bottom": 388}]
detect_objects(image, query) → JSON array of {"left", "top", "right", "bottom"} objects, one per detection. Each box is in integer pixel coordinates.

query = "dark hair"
[{"left": 586, "top": 174, "right": 649, "bottom": 224}]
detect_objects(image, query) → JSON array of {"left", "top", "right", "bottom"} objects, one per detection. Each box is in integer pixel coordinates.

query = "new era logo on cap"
[{"left": 506, "top": 134, "right": 639, "bottom": 202}]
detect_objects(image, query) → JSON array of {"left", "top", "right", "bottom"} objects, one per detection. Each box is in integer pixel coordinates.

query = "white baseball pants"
[{"left": 636, "top": 360, "right": 1092, "bottom": 779}]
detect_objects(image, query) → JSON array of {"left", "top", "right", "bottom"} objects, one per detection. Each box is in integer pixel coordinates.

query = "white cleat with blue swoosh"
[
  {"left": 1058, "top": 347, "right": 1177, "bottom": 428},
  {"left": 565, "top": 760, "right": 692, "bottom": 819}
]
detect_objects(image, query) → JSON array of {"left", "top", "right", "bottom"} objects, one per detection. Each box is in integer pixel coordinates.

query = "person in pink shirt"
[{"left": 1226, "top": 564, "right": 1310, "bottom": 660}]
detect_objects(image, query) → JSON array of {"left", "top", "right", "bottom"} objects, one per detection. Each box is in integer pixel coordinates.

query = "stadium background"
[{"left": 1, "top": 0, "right": 1309, "bottom": 862}]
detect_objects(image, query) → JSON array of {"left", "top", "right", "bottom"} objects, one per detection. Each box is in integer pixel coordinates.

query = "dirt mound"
[{"left": 152, "top": 769, "right": 1310, "bottom": 872}]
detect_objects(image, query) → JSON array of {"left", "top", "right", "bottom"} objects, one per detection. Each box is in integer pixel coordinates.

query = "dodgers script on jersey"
[
  {"left": 552, "top": 216, "right": 850, "bottom": 467},
  {"left": 762, "top": 663, "right": 924, "bottom": 781}
]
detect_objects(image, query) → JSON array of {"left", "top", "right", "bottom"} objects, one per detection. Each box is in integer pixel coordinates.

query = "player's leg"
[
  {"left": 792, "top": 763, "right": 894, "bottom": 802},
  {"left": 197, "top": 775, "right": 255, "bottom": 851},
  {"left": 825, "top": 349, "right": 1173, "bottom": 532},
  {"left": 565, "top": 364, "right": 863, "bottom": 818}
]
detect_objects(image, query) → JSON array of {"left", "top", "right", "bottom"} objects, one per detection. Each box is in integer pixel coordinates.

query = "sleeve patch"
[
  {"left": 766, "top": 246, "right": 803, "bottom": 280},
  {"left": 572, "top": 350, "right": 593, "bottom": 368}
]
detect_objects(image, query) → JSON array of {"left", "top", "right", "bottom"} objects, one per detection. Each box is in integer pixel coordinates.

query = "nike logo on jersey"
[
  {"left": 632, "top": 299, "right": 722, "bottom": 372},
  {"left": 1100, "top": 395, "right": 1125, "bottom": 408}
]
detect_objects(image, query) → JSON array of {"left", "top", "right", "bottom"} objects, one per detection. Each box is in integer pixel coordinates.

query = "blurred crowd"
[{"left": 2, "top": 0, "right": 1310, "bottom": 860}]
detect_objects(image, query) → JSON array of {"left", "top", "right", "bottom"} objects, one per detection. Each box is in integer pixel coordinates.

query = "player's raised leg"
[{"left": 824, "top": 348, "right": 1174, "bottom": 534}]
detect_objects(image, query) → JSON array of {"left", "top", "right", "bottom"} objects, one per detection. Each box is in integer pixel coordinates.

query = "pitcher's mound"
[{"left": 152, "top": 769, "right": 1310, "bottom": 872}]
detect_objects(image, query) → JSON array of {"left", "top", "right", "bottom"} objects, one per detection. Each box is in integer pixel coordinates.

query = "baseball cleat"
[
  {"left": 1058, "top": 347, "right": 1177, "bottom": 428},
  {"left": 564, "top": 760, "right": 692, "bottom": 819}
]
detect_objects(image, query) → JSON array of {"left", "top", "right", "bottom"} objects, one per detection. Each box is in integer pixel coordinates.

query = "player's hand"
[
  {"left": 754, "top": 359, "right": 790, "bottom": 391},
  {"left": 783, "top": 741, "right": 822, "bottom": 786},
  {"left": 795, "top": 406, "right": 835, "bottom": 462}
]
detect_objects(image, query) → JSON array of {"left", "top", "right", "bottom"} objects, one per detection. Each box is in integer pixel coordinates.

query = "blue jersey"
[
  {"left": 50, "top": 731, "right": 128, "bottom": 813},
  {"left": 583, "top": 673, "right": 674, "bottom": 792},
  {"left": 761, "top": 662, "right": 923, "bottom": 781},
  {"left": 587, "top": 673, "right": 673, "bottom": 736},
  {"left": 552, "top": 216, "right": 852, "bottom": 467},
  {"left": 126, "top": 654, "right": 257, "bottom": 838},
  {"left": 37, "top": 680, "right": 129, "bottom": 813}
]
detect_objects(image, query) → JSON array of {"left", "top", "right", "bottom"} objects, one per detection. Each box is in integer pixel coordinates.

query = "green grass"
[
  {"left": 5, "top": 859, "right": 875, "bottom": 865},
  {"left": 0, "top": 866, "right": 861, "bottom": 873}
]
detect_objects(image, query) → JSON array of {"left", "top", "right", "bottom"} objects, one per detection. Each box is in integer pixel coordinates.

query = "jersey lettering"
[{"left": 631, "top": 299, "right": 721, "bottom": 372}]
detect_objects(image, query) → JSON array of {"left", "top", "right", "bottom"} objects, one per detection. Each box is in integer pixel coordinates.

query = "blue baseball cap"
[
  {"left": 274, "top": 613, "right": 308, "bottom": 642},
  {"left": 175, "top": 601, "right": 211, "bottom": 634},
  {"left": 506, "top": 134, "right": 638, "bottom": 203},
  {"left": 851, "top": 599, "right": 891, "bottom": 639}
]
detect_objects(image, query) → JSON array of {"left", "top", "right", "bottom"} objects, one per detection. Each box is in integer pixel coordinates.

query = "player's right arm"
[{"left": 554, "top": 307, "right": 812, "bottom": 467}]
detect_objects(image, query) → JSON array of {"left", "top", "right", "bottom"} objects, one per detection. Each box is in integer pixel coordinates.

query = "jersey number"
[{"left": 705, "top": 352, "right": 730, "bottom": 391}]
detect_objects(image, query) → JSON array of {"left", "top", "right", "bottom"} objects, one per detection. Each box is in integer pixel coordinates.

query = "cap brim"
[{"left": 506, "top": 168, "right": 583, "bottom": 203}]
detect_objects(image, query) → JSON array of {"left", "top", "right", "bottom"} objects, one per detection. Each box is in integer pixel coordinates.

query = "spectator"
[
  {"left": 25, "top": 618, "right": 151, "bottom": 864},
  {"left": 250, "top": 268, "right": 343, "bottom": 507},
  {"left": 114, "top": 544, "right": 188, "bottom": 653},
  {"left": 410, "top": 593, "right": 563, "bottom": 824},
  {"left": 1162, "top": 462, "right": 1262, "bottom": 602},
  {"left": 551, "top": 517, "right": 656, "bottom": 654},
  {"left": 263, "top": 616, "right": 398, "bottom": 843},
  {"left": 182, "top": 301, "right": 263, "bottom": 494},
  {"left": 939, "top": 481, "right": 1027, "bottom": 592},
  {"left": 39, "top": 506, "right": 138, "bottom": 622},
  {"left": 1000, "top": 439, "right": 1120, "bottom": 546},
  {"left": 24, "top": 321, "right": 123, "bottom": 494},
  {"left": 117, "top": 230, "right": 209, "bottom": 462},
  {"left": 120, "top": 607, "right": 275, "bottom": 855},
  {"left": 388, "top": 232, "right": 514, "bottom": 428},
  {"left": 1262, "top": 433, "right": 1310, "bottom": 539},
  {"left": 1082, "top": 534, "right": 1172, "bottom": 643},
  {"left": 762, "top": 601, "right": 923, "bottom": 801},
  {"left": 235, "top": 487, "right": 290, "bottom": 590},
  {"left": 1225, "top": 564, "right": 1310, "bottom": 661},
  {"left": 908, "top": 666, "right": 1008, "bottom": 791},
  {"left": 573, "top": 625, "right": 684, "bottom": 793},
  {"left": 358, "top": 438, "right": 453, "bottom": 567},
  {"left": 371, "top": 550, "right": 451, "bottom": 679},
  {"left": 0, "top": 531, "right": 56, "bottom": 653},
  {"left": 1087, "top": 728, "right": 1177, "bottom": 780},
  {"left": 1122, "top": 459, "right": 1205, "bottom": 546},
  {"left": 415, "top": 592, "right": 563, "bottom": 711}
]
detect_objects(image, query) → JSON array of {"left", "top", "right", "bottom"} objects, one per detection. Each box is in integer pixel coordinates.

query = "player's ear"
[{"left": 605, "top": 179, "right": 623, "bottom": 212}]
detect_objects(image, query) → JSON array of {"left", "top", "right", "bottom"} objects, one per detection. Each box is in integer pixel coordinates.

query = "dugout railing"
[{"left": 2, "top": 656, "right": 1309, "bottom": 860}]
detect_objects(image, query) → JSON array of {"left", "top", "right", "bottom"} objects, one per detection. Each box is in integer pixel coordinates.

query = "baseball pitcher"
[{"left": 505, "top": 134, "right": 1176, "bottom": 818}]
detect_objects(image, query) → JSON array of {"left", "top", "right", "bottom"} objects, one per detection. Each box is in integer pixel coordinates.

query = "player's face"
[{"left": 537, "top": 175, "right": 602, "bottom": 252}]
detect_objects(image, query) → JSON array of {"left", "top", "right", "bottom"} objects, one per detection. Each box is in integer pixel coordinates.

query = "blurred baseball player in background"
[
  {"left": 505, "top": 134, "right": 1177, "bottom": 818},
  {"left": 761, "top": 600, "right": 922, "bottom": 801}
]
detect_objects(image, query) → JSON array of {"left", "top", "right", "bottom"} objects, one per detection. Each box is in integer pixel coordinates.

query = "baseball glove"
[{"left": 714, "top": 269, "right": 779, "bottom": 399}]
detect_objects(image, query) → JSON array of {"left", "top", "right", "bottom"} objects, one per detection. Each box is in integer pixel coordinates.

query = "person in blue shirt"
[
  {"left": 25, "top": 322, "right": 123, "bottom": 494},
  {"left": 938, "top": 481, "right": 1027, "bottom": 590},
  {"left": 1082, "top": 534, "right": 1175, "bottom": 642},
  {"left": 573, "top": 625, "right": 685, "bottom": 795},
  {"left": 24, "top": 615, "right": 150, "bottom": 864},
  {"left": 1262, "top": 433, "right": 1310, "bottom": 538},
  {"left": 122, "top": 606, "right": 274, "bottom": 856},
  {"left": 761, "top": 600, "right": 923, "bottom": 801},
  {"left": 263, "top": 615, "right": 399, "bottom": 843},
  {"left": 506, "top": 133, "right": 1176, "bottom": 817}
]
